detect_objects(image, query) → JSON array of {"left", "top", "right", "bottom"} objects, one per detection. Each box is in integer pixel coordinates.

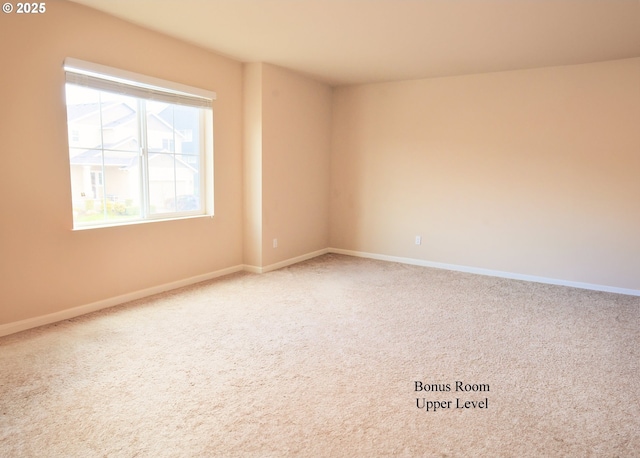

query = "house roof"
[
  {"left": 67, "top": 98, "right": 192, "bottom": 169},
  {"left": 66, "top": 100, "right": 136, "bottom": 123},
  {"left": 70, "top": 149, "right": 197, "bottom": 173},
  {"left": 67, "top": 100, "right": 185, "bottom": 136},
  {"left": 69, "top": 136, "right": 139, "bottom": 167},
  {"left": 66, "top": 102, "right": 104, "bottom": 121}
]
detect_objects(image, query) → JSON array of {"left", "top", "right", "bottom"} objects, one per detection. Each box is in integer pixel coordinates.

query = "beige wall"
[
  {"left": 330, "top": 58, "right": 640, "bottom": 290},
  {"left": 243, "top": 63, "right": 264, "bottom": 268},
  {"left": 0, "top": 1, "right": 244, "bottom": 325},
  {"left": 244, "top": 63, "right": 332, "bottom": 269}
]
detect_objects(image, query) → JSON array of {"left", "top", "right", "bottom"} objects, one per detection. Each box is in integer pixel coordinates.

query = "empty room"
[{"left": 1, "top": 0, "right": 639, "bottom": 456}]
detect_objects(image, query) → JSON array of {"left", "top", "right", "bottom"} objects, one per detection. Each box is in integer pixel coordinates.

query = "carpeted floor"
[{"left": 1, "top": 254, "right": 638, "bottom": 457}]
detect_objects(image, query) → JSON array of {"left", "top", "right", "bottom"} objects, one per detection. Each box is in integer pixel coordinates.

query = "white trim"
[
  {"left": 0, "top": 265, "right": 243, "bottom": 338},
  {"left": 261, "top": 248, "right": 329, "bottom": 273},
  {"left": 0, "top": 249, "right": 329, "bottom": 337},
  {"left": 243, "top": 264, "right": 263, "bottom": 274},
  {"left": 4, "top": 247, "right": 637, "bottom": 338},
  {"left": 64, "top": 57, "right": 216, "bottom": 102},
  {"left": 72, "top": 214, "right": 215, "bottom": 231},
  {"left": 243, "top": 248, "right": 329, "bottom": 274},
  {"left": 329, "top": 248, "right": 640, "bottom": 297}
]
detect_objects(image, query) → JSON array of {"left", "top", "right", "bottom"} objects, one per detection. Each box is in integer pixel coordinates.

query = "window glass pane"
[
  {"left": 103, "top": 151, "right": 142, "bottom": 222},
  {"left": 148, "top": 152, "right": 201, "bottom": 215},
  {"left": 65, "top": 84, "right": 102, "bottom": 149},
  {"left": 147, "top": 101, "right": 175, "bottom": 153},
  {"left": 99, "top": 93, "right": 140, "bottom": 152},
  {"left": 176, "top": 154, "right": 201, "bottom": 211},
  {"left": 173, "top": 106, "right": 201, "bottom": 155},
  {"left": 69, "top": 148, "right": 106, "bottom": 225},
  {"left": 146, "top": 103, "right": 200, "bottom": 155},
  {"left": 69, "top": 150, "right": 142, "bottom": 226},
  {"left": 148, "top": 153, "right": 177, "bottom": 214}
]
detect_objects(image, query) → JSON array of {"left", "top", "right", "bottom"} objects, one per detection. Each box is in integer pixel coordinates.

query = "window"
[
  {"left": 90, "top": 170, "right": 103, "bottom": 199},
  {"left": 63, "top": 58, "right": 215, "bottom": 228}
]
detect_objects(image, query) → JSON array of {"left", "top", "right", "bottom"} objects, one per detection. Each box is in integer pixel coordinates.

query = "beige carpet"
[{"left": 1, "top": 254, "right": 638, "bottom": 457}]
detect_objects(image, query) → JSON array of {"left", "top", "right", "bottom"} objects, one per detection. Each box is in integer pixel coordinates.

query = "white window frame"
[{"left": 63, "top": 58, "right": 215, "bottom": 229}]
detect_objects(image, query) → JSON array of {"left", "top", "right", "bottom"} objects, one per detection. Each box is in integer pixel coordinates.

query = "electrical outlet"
[
  {"left": 415, "top": 236, "right": 422, "bottom": 245},
  {"left": 273, "top": 238, "right": 278, "bottom": 248}
]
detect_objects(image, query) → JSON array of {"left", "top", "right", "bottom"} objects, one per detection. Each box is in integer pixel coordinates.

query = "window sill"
[{"left": 72, "top": 213, "right": 214, "bottom": 231}]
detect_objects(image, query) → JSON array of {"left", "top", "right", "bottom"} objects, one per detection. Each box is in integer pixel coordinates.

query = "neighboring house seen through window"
[{"left": 64, "top": 59, "right": 215, "bottom": 228}]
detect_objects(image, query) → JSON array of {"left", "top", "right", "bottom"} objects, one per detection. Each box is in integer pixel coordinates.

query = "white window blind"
[{"left": 64, "top": 58, "right": 215, "bottom": 109}]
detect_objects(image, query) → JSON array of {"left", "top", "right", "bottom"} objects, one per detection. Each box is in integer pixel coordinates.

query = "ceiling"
[{"left": 68, "top": 0, "right": 640, "bottom": 86}]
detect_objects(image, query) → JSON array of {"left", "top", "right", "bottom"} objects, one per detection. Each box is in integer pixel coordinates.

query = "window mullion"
[
  {"left": 138, "top": 99, "right": 150, "bottom": 218},
  {"left": 200, "top": 110, "right": 206, "bottom": 210},
  {"left": 172, "top": 108, "right": 178, "bottom": 209},
  {"left": 98, "top": 92, "right": 107, "bottom": 220}
]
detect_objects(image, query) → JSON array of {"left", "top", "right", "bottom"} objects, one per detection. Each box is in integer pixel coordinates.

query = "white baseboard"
[
  {"left": 0, "top": 264, "right": 244, "bottom": 338},
  {"left": 329, "top": 248, "right": 640, "bottom": 297},
  {"left": 3, "top": 247, "right": 637, "bottom": 338},
  {"left": 243, "top": 248, "right": 329, "bottom": 274},
  {"left": 1, "top": 249, "right": 330, "bottom": 338},
  {"left": 242, "top": 264, "right": 263, "bottom": 274}
]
